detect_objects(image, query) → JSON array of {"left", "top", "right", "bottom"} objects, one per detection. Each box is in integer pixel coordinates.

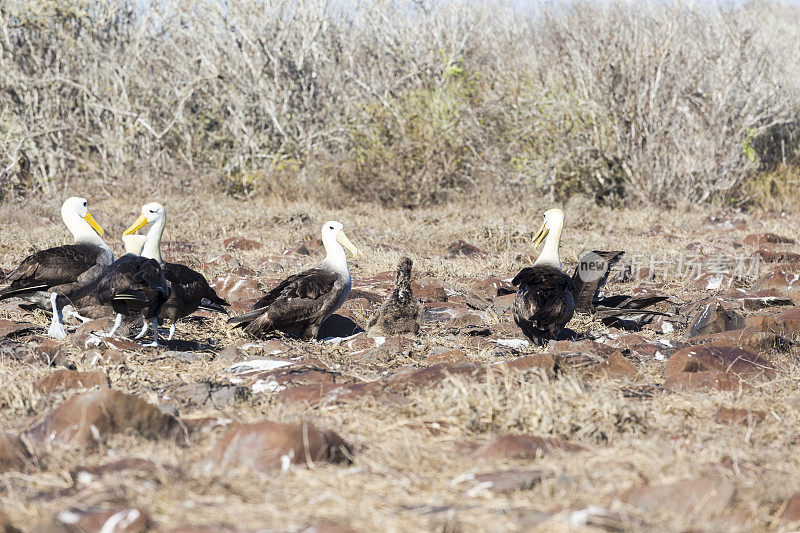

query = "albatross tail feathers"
[
  {"left": 227, "top": 307, "right": 265, "bottom": 326},
  {"left": 0, "top": 284, "right": 48, "bottom": 299},
  {"left": 199, "top": 297, "right": 228, "bottom": 314}
]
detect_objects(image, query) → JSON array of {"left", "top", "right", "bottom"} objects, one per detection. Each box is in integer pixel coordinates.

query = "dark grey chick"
[{"left": 368, "top": 257, "right": 421, "bottom": 335}]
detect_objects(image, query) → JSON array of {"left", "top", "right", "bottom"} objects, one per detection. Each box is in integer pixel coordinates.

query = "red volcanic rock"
[
  {"left": 286, "top": 238, "right": 323, "bottom": 256},
  {"left": 686, "top": 328, "right": 790, "bottom": 353},
  {"left": 690, "top": 272, "right": 736, "bottom": 291},
  {"left": 425, "top": 349, "right": 469, "bottom": 364},
  {"left": 411, "top": 278, "right": 448, "bottom": 303},
  {"left": 36, "top": 369, "right": 109, "bottom": 394},
  {"left": 452, "top": 469, "right": 544, "bottom": 494},
  {"left": 744, "top": 315, "right": 785, "bottom": 334},
  {"left": 777, "top": 306, "right": 800, "bottom": 336},
  {"left": 619, "top": 478, "right": 734, "bottom": 516},
  {"left": 779, "top": 493, "right": 800, "bottom": 523},
  {"left": 210, "top": 274, "right": 261, "bottom": 302},
  {"left": 223, "top": 236, "right": 261, "bottom": 251},
  {"left": 27, "top": 389, "right": 185, "bottom": 448},
  {"left": 348, "top": 289, "right": 386, "bottom": 304},
  {"left": 737, "top": 291, "right": 794, "bottom": 310},
  {"left": 714, "top": 406, "right": 765, "bottom": 426},
  {"left": 256, "top": 256, "right": 287, "bottom": 273},
  {"left": 550, "top": 339, "right": 616, "bottom": 358},
  {"left": 207, "top": 420, "right": 352, "bottom": 471},
  {"left": 70, "top": 318, "right": 144, "bottom": 352},
  {"left": 53, "top": 507, "right": 148, "bottom": 533},
  {"left": 203, "top": 253, "right": 242, "bottom": 270},
  {"left": 753, "top": 249, "right": 800, "bottom": 264},
  {"left": 663, "top": 345, "right": 775, "bottom": 391},
  {"left": 686, "top": 300, "right": 744, "bottom": 338},
  {"left": 342, "top": 297, "right": 371, "bottom": 312},
  {"left": 582, "top": 351, "right": 639, "bottom": 380},
  {"left": 444, "top": 240, "right": 486, "bottom": 258},
  {"left": 446, "top": 311, "right": 489, "bottom": 328},
  {"left": 599, "top": 333, "right": 681, "bottom": 360},
  {"left": 466, "top": 434, "right": 584, "bottom": 460},
  {"left": 0, "top": 434, "right": 30, "bottom": 473},
  {"left": 422, "top": 302, "right": 471, "bottom": 324},
  {"left": 0, "top": 319, "right": 38, "bottom": 338},
  {"left": 754, "top": 267, "right": 800, "bottom": 293},
  {"left": 386, "top": 362, "right": 483, "bottom": 391},
  {"left": 470, "top": 277, "right": 516, "bottom": 298},
  {"left": 741, "top": 233, "right": 796, "bottom": 247},
  {"left": 492, "top": 355, "right": 556, "bottom": 375},
  {"left": 276, "top": 382, "right": 339, "bottom": 406},
  {"left": 241, "top": 359, "right": 338, "bottom": 393},
  {"left": 492, "top": 293, "right": 516, "bottom": 316}
]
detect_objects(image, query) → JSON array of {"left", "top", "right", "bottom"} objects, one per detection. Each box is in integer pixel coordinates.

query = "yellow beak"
[
  {"left": 532, "top": 223, "right": 549, "bottom": 250},
  {"left": 83, "top": 212, "right": 104, "bottom": 237},
  {"left": 123, "top": 214, "right": 149, "bottom": 236},
  {"left": 337, "top": 230, "right": 360, "bottom": 258}
]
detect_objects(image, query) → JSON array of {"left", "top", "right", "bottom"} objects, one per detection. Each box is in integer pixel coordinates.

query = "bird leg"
[
  {"left": 96, "top": 313, "right": 123, "bottom": 338},
  {"left": 133, "top": 319, "right": 149, "bottom": 340},
  {"left": 141, "top": 317, "right": 162, "bottom": 347},
  {"left": 46, "top": 292, "right": 67, "bottom": 339},
  {"left": 62, "top": 305, "right": 91, "bottom": 324},
  {"left": 167, "top": 324, "right": 176, "bottom": 341}
]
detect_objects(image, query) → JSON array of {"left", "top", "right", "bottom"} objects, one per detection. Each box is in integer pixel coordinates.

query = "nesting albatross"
[
  {"left": 228, "top": 221, "right": 360, "bottom": 340},
  {"left": 0, "top": 197, "right": 113, "bottom": 338},
  {"left": 512, "top": 208, "right": 575, "bottom": 344}
]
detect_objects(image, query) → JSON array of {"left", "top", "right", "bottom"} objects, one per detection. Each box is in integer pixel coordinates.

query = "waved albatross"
[
  {"left": 572, "top": 250, "right": 669, "bottom": 329},
  {"left": 228, "top": 221, "right": 360, "bottom": 339},
  {"left": 512, "top": 208, "right": 575, "bottom": 344},
  {"left": 367, "top": 256, "right": 421, "bottom": 335},
  {"left": 0, "top": 197, "right": 113, "bottom": 338},
  {"left": 123, "top": 202, "right": 229, "bottom": 341},
  {"left": 91, "top": 252, "right": 170, "bottom": 345}
]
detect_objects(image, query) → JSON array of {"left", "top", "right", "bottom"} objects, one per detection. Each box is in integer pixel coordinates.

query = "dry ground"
[{"left": 1, "top": 194, "right": 800, "bottom": 532}]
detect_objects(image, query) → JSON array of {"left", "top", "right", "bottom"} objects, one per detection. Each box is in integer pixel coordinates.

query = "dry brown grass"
[
  {"left": 2, "top": 0, "right": 799, "bottom": 208},
  {"left": 1, "top": 194, "right": 800, "bottom": 530}
]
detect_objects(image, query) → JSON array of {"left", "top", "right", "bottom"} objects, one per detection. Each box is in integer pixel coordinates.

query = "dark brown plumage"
[
  {"left": 571, "top": 250, "right": 669, "bottom": 329},
  {"left": 228, "top": 267, "right": 345, "bottom": 339},
  {"left": 367, "top": 256, "right": 421, "bottom": 335},
  {"left": 0, "top": 244, "right": 111, "bottom": 308},
  {"left": 96, "top": 254, "right": 170, "bottom": 319},
  {"left": 160, "top": 262, "right": 229, "bottom": 322},
  {"left": 512, "top": 265, "right": 576, "bottom": 344},
  {"left": 228, "top": 220, "right": 358, "bottom": 341},
  {"left": 571, "top": 250, "right": 625, "bottom": 312}
]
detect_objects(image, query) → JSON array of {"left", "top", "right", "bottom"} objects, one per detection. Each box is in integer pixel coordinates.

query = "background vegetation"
[{"left": 1, "top": 0, "right": 798, "bottom": 208}]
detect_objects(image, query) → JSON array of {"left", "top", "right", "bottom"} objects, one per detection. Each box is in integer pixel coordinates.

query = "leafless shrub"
[{"left": 0, "top": 0, "right": 798, "bottom": 207}]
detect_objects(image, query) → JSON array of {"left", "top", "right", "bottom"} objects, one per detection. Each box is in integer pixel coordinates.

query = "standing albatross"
[
  {"left": 228, "top": 221, "right": 360, "bottom": 340},
  {"left": 0, "top": 197, "right": 113, "bottom": 338},
  {"left": 368, "top": 256, "right": 421, "bottom": 335},
  {"left": 122, "top": 202, "right": 229, "bottom": 341},
  {"left": 512, "top": 208, "right": 575, "bottom": 344},
  {"left": 93, "top": 253, "right": 171, "bottom": 346}
]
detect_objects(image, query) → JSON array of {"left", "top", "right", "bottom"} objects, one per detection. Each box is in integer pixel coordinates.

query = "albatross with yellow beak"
[
  {"left": 228, "top": 221, "right": 360, "bottom": 340},
  {"left": 122, "top": 202, "right": 229, "bottom": 342},
  {"left": 512, "top": 208, "right": 575, "bottom": 344},
  {"left": 0, "top": 197, "right": 113, "bottom": 338}
]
